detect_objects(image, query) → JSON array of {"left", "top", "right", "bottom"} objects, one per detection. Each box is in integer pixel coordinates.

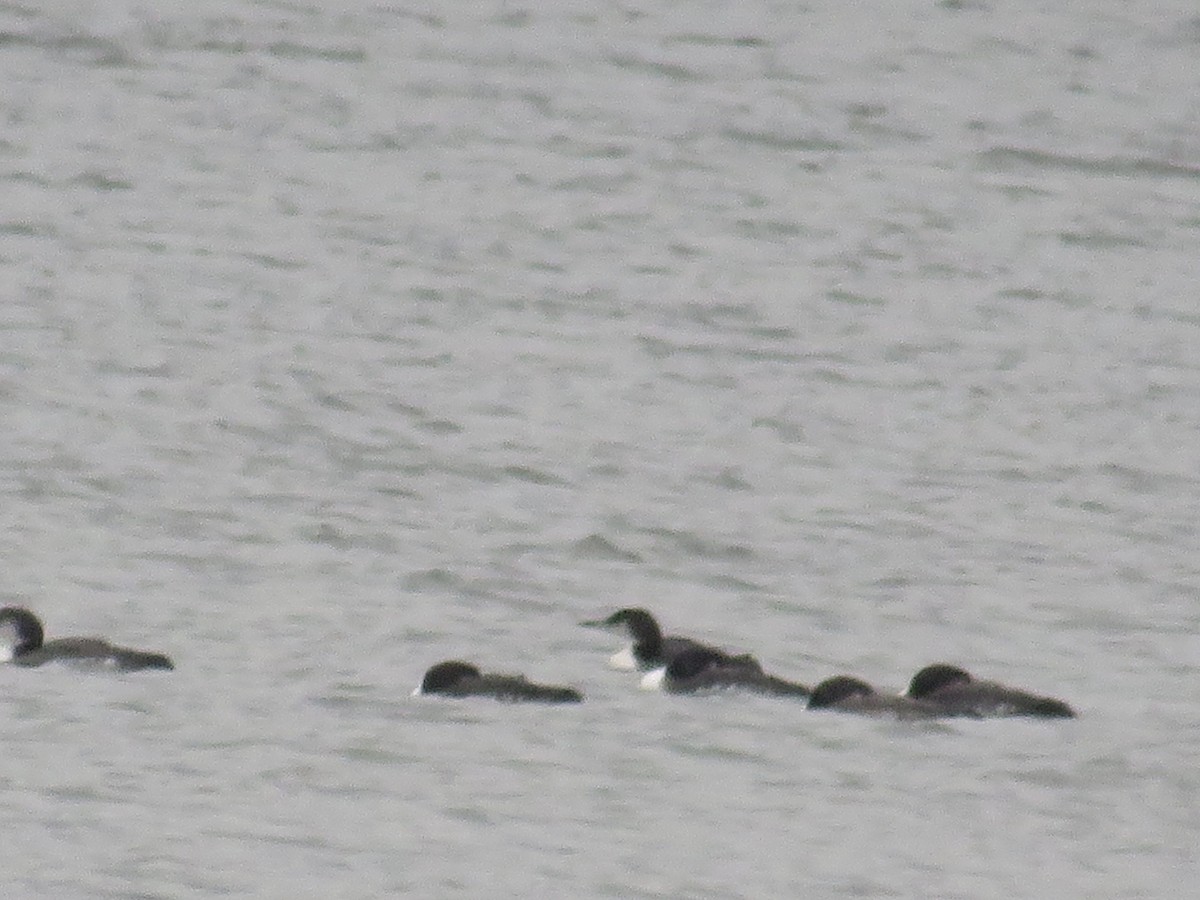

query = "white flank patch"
[
  {"left": 411, "top": 685, "right": 423, "bottom": 697},
  {"left": 0, "top": 646, "right": 11, "bottom": 663},
  {"left": 609, "top": 645, "right": 637, "bottom": 671},
  {"left": 640, "top": 666, "right": 667, "bottom": 691}
]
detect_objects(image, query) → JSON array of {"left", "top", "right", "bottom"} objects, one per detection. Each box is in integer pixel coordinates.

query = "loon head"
[
  {"left": 582, "top": 608, "right": 662, "bottom": 644},
  {"left": 808, "top": 675, "right": 876, "bottom": 709},
  {"left": 665, "top": 646, "right": 726, "bottom": 680},
  {"left": 0, "top": 607, "right": 45, "bottom": 659},
  {"left": 418, "top": 660, "right": 482, "bottom": 695},
  {"left": 906, "top": 664, "right": 973, "bottom": 698}
]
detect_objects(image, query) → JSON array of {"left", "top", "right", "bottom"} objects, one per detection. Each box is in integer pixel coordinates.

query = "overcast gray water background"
[{"left": 2, "top": 1, "right": 1199, "bottom": 897}]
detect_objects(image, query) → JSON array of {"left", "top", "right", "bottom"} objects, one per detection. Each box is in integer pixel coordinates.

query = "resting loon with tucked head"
[
  {"left": 906, "top": 664, "right": 1076, "bottom": 719},
  {"left": 0, "top": 606, "right": 173, "bottom": 671},
  {"left": 581, "top": 607, "right": 756, "bottom": 672},
  {"left": 640, "top": 646, "right": 810, "bottom": 698},
  {"left": 415, "top": 660, "right": 583, "bottom": 703},
  {"left": 807, "top": 675, "right": 951, "bottom": 719}
]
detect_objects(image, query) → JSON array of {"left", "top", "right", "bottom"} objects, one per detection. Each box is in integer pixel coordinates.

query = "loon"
[
  {"left": 641, "top": 646, "right": 810, "bottom": 698},
  {"left": 906, "top": 664, "right": 1076, "bottom": 719},
  {"left": 581, "top": 607, "right": 755, "bottom": 671},
  {"left": 415, "top": 660, "right": 583, "bottom": 703},
  {"left": 807, "top": 675, "right": 951, "bottom": 719},
  {"left": 0, "top": 606, "right": 173, "bottom": 671}
]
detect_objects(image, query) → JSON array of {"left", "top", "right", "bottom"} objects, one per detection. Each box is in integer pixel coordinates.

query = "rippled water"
[{"left": 2, "top": 1, "right": 1199, "bottom": 896}]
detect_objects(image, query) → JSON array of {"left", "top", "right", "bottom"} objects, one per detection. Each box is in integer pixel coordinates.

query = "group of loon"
[
  {"left": 0, "top": 604, "right": 1074, "bottom": 719},
  {"left": 417, "top": 607, "right": 1076, "bottom": 719}
]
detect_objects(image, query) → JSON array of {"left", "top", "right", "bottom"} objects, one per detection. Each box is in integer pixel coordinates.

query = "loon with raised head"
[
  {"left": 906, "top": 664, "right": 1076, "bottom": 719},
  {"left": 640, "top": 646, "right": 810, "bottom": 698},
  {"left": 807, "top": 675, "right": 952, "bottom": 719},
  {"left": 415, "top": 660, "right": 583, "bottom": 703},
  {"left": 0, "top": 606, "right": 173, "bottom": 671},
  {"left": 581, "top": 607, "right": 755, "bottom": 671}
]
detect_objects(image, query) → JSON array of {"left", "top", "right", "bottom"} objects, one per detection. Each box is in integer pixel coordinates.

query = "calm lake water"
[{"left": 2, "top": 1, "right": 1198, "bottom": 897}]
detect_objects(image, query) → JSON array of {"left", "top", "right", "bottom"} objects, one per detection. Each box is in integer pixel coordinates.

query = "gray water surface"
[{"left": 2, "top": 1, "right": 1198, "bottom": 897}]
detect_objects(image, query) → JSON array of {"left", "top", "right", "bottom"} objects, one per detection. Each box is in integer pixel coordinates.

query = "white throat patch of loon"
[
  {"left": 640, "top": 666, "right": 667, "bottom": 691},
  {"left": 609, "top": 645, "right": 638, "bottom": 671},
  {"left": 0, "top": 621, "right": 18, "bottom": 660}
]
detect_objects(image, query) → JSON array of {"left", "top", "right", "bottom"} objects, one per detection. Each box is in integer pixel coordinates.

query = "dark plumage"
[
  {"left": 807, "top": 675, "right": 950, "bottom": 719},
  {"left": 646, "top": 646, "right": 809, "bottom": 698},
  {"left": 417, "top": 660, "right": 583, "bottom": 704},
  {"left": 0, "top": 606, "right": 173, "bottom": 671},
  {"left": 906, "top": 664, "right": 1076, "bottom": 719},
  {"left": 581, "top": 607, "right": 757, "bottom": 671}
]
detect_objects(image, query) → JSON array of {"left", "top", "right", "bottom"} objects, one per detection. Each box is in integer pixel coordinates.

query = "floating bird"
[
  {"left": 906, "top": 664, "right": 1076, "bottom": 718},
  {"left": 581, "top": 607, "right": 756, "bottom": 672},
  {"left": 641, "top": 646, "right": 810, "bottom": 698},
  {"left": 0, "top": 606, "right": 173, "bottom": 671},
  {"left": 807, "top": 675, "right": 950, "bottom": 719},
  {"left": 416, "top": 660, "right": 583, "bottom": 703}
]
